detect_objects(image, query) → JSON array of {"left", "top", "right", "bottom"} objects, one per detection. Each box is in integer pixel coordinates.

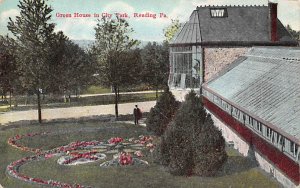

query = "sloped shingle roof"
[
  {"left": 206, "top": 47, "right": 300, "bottom": 142},
  {"left": 170, "top": 5, "right": 298, "bottom": 46}
]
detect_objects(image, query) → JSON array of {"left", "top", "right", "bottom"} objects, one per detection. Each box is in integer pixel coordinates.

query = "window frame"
[{"left": 210, "top": 8, "right": 228, "bottom": 18}]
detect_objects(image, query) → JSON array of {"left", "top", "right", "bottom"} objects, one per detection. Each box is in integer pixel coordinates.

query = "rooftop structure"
[
  {"left": 170, "top": 5, "right": 298, "bottom": 46},
  {"left": 168, "top": 3, "right": 298, "bottom": 93}
]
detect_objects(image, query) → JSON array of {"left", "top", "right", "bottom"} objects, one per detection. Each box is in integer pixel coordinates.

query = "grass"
[
  {"left": 81, "top": 85, "right": 157, "bottom": 94},
  {"left": 81, "top": 86, "right": 111, "bottom": 95},
  {"left": 7, "top": 92, "right": 161, "bottom": 111},
  {"left": 0, "top": 105, "right": 10, "bottom": 113},
  {"left": 0, "top": 121, "right": 281, "bottom": 188}
]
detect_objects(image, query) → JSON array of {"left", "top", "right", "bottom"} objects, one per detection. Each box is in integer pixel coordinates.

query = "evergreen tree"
[
  {"left": 160, "top": 90, "right": 227, "bottom": 176},
  {"left": 193, "top": 114, "right": 228, "bottom": 176},
  {"left": 8, "top": 0, "right": 56, "bottom": 123},
  {"left": 146, "top": 86, "right": 179, "bottom": 136}
]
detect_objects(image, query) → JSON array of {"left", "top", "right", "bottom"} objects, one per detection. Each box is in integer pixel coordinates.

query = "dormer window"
[{"left": 210, "top": 8, "right": 228, "bottom": 18}]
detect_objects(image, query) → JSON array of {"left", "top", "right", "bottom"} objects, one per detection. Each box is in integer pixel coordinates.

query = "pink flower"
[
  {"left": 146, "top": 143, "right": 154, "bottom": 148},
  {"left": 119, "top": 152, "right": 133, "bottom": 165},
  {"left": 45, "top": 154, "right": 54, "bottom": 159},
  {"left": 134, "top": 151, "right": 143, "bottom": 157},
  {"left": 108, "top": 137, "right": 123, "bottom": 144}
]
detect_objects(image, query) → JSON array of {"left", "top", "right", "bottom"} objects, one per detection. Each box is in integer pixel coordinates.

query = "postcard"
[{"left": 0, "top": 0, "right": 299, "bottom": 188}]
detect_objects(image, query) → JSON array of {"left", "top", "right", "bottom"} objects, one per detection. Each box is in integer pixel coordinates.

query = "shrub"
[
  {"left": 161, "top": 90, "right": 227, "bottom": 176},
  {"left": 146, "top": 87, "right": 179, "bottom": 136},
  {"left": 193, "top": 114, "right": 227, "bottom": 176}
]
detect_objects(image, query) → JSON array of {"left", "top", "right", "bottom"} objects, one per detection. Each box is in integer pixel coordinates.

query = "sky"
[{"left": 0, "top": 0, "right": 299, "bottom": 41}]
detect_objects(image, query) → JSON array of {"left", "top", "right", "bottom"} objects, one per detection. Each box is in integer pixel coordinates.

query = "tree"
[
  {"left": 118, "top": 49, "right": 143, "bottom": 90},
  {"left": 164, "top": 19, "right": 182, "bottom": 43},
  {"left": 146, "top": 86, "right": 180, "bottom": 136},
  {"left": 286, "top": 24, "right": 300, "bottom": 41},
  {"left": 141, "top": 42, "right": 169, "bottom": 99},
  {"left": 0, "top": 35, "right": 18, "bottom": 106},
  {"left": 159, "top": 91, "right": 227, "bottom": 176},
  {"left": 47, "top": 33, "right": 96, "bottom": 97},
  {"left": 92, "top": 17, "right": 139, "bottom": 118},
  {"left": 8, "top": 0, "right": 57, "bottom": 123}
]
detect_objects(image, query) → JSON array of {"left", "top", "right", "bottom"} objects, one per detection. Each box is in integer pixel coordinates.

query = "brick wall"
[{"left": 204, "top": 47, "right": 249, "bottom": 81}]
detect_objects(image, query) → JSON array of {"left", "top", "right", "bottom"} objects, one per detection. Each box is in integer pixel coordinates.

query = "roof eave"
[
  {"left": 202, "top": 84, "right": 300, "bottom": 144},
  {"left": 169, "top": 41, "right": 299, "bottom": 47}
]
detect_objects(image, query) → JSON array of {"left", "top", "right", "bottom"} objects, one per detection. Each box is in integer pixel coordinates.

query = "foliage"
[
  {"left": 163, "top": 19, "right": 182, "bottom": 42},
  {"left": 92, "top": 16, "right": 139, "bottom": 117},
  {"left": 8, "top": 0, "right": 55, "bottom": 92},
  {"left": 7, "top": 0, "right": 96, "bottom": 122},
  {"left": 159, "top": 90, "right": 227, "bottom": 176},
  {"left": 0, "top": 35, "right": 19, "bottom": 101},
  {"left": 7, "top": 0, "right": 57, "bottom": 123},
  {"left": 118, "top": 49, "right": 143, "bottom": 88},
  {"left": 49, "top": 36, "right": 96, "bottom": 95},
  {"left": 140, "top": 42, "right": 169, "bottom": 98},
  {"left": 146, "top": 87, "right": 179, "bottom": 136},
  {"left": 286, "top": 24, "right": 300, "bottom": 41}
]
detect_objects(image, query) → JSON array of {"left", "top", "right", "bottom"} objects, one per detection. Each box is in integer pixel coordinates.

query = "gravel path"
[{"left": 0, "top": 101, "right": 156, "bottom": 125}]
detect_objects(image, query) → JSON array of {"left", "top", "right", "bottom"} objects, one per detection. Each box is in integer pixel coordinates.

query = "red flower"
[
  {"left": 119, "top": 152, "right": 133, "bottom": 165},
  {"left": 108, "top": 137, "right": 124, "bottom": 144}
]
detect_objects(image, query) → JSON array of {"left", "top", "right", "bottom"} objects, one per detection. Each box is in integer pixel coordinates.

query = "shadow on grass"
[
  {"left": 0, "top": 113, "right": 149, "bottom": 131},
  {"left": 216, "top": 155, "right": 258, "bottom": 176}
]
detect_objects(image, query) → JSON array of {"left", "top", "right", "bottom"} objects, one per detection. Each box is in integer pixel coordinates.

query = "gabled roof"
[
  {"left": 170, "top": 5, "right": 298, "bottom": 47},
  {"left": 205, "top": 47, "right": 300, "bottom": 142}
]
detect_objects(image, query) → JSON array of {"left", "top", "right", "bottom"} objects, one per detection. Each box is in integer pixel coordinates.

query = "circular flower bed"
[{"left": 6, "top": 132, "right": 155, "bottom": 188}]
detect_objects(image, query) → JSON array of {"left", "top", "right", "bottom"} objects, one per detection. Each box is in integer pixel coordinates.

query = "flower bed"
[
  {"left": 6, "top": 131, "right": 155, "bottom": 188},
  {"left": 119, "top": 152, "right": 133, "bottom": 165}
]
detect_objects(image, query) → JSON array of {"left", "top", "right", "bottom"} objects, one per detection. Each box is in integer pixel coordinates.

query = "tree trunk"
[
  {"left": 114, "top": 85, "right": 119, "bottom": 119},
  {"left": 155, "top": 85, "right": 158, "bottom": 100},
  {"left": 9, "top": 90, "right": 12, "bottom": 107},
  {"left": 37, "top": 90, "right": 42, "bottom": 124},
  {"left": 117, "top": 87, "right": 120, "bottom": 101}
]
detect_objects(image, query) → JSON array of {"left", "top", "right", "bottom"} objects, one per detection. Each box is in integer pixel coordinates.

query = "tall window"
[{"left": 210, "top": 8, "right": 228, "bottom": 18}]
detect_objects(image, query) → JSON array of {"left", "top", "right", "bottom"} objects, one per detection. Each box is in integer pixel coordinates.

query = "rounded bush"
[
  {"left": 160, "top": 90, "right": 227, "bottom": 176},
  {"left": 146, "top": 87, "right": 179, "bottom": 136}
]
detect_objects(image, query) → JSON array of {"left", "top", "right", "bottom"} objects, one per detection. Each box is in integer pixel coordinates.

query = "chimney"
[{"left": 269, "top": 1, "right": 278, "bottom": 42}]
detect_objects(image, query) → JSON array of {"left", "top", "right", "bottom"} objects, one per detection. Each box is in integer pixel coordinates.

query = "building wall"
[
  {"left": 204, "top": 47, "right": 249, "bottom": 81},
  {"left": 211, "top": 112, "right": 250, "bottom": 156},
  {"left": 204, "top": 97, "right": 300, "bottom": 188},
  {"left": 210, "top": 111, "right": 299, "bottom": 188}
]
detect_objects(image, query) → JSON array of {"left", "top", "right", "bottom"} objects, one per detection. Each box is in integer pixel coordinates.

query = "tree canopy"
[
  {"left": 7, "top": 0, "right": 95, "bottom": 123},
  {"left": 141, "top": 41, "right": 169, "bottom": 98},
  {"left": 92, "top": 16, "right": 139, "bottom": 118},
  {"left": 163, "top": 19, "right": 182, "bottom": 42},
  {"left": 0, "top": 35, "right": 18, "bottom": 105}
]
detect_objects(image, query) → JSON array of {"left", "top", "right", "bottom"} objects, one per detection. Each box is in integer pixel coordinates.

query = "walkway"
[{"left": 0, "top": 101, "right": 156, "bottom": 125}]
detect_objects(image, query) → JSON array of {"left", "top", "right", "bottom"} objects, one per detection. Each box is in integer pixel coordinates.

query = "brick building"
[
  {"left": 168, "top": 2, "right": 298, "bottom": 100},
  {"left": 203, "top": 47, "right": 300, "bottom": 188}
]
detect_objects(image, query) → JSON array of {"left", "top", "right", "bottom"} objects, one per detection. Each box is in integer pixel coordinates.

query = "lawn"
[
  {"left": 4, "top": 92, "right": 161, "bottom": 112},
  {"left": 0, "top": 121, "right": 281, "bottom": 188}
]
